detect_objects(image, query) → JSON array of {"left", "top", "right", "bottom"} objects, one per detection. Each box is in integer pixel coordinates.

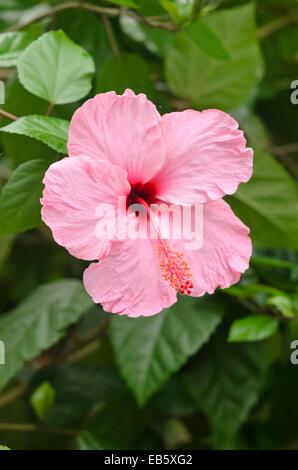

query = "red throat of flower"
[{"left": 131, "top": 191, "right": 193, "bottom": 296}]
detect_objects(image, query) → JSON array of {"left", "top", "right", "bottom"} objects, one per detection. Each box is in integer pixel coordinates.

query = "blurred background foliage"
[{"left": 0, "top": 0, "right": 297, "bottom": 451}]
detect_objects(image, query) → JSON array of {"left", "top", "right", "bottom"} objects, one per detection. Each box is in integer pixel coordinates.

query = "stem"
[
  {"left": 268, "top": 143, "right": 298, "bottom": 155},
  {"left": 6, "top": 1, "right": 177, "bottom": 33},
  {"left": 65, "top": 338, "right": 101, "bottom": 363},
  {"left": 6, "top": 2, "right": 119, "bottom": 32},
  {"left": 0, "top": 108, "right": 18, "bottom": 121},
  {"left": 251, "top": 255, "right": 297, "bottom": 271},
  {"left": 0, "top": 423, "right": 76, "bottom": 435},
  {"left": 192, "top": 0, "right": 203, "bottom": 20},
  {"left": 46, "top": 102, "right": 54, "bottom": 116},
  {"left": 258, "top": 14, "right": 293, "bottom": 38},
  {"left": 0, "top": 384, "right": 27, "bottom": 408},
  {"left": 102, "top": 14, "right": 120, "bottom": 56},
  {"left": 0, "top": 164, "right": 13, "bottom": 180}
]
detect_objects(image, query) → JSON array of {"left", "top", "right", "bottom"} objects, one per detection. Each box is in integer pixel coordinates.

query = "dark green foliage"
[{"left": 0, "top": 0, "right": 297, "bottom": 451}]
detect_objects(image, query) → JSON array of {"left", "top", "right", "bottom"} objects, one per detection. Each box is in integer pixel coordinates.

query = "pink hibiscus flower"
[{"left": 41, "top": 89, "right": 253, "bottom": 317}]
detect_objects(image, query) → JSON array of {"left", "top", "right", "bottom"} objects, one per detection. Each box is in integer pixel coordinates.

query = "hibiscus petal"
[
  {"left": 41, "top": 156, "right": 130, "bottom": 261},
  {"left": 154, "top": 109, "right": 253, "bottom": 204},
  {"left": 179, "top": 199, "right": 252, "bottom": 296},
  {"left": 68, "top": 90, "right": 165, "bottom": 184},
  {"left": 83, "top": 238, "right": 177, "bottom": 317}
]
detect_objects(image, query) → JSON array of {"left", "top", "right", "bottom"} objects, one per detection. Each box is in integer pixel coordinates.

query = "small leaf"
[
  {"left": 17, "top": 30, "right": 95, "bottom": 104},
  {"left": 0, "top": 279, "right": 92, "bottom": 391},
  {"left": 267, "top": 295, "right": 295, "bottom": 319},
  {"left": 110, "top": 296, "right": 223, "bottom": 405},
  {"left": 0, "top": 32, "right": 35, "bottom": 67},
  {"left": 0, "top": 159, "right": 48, "bottom": 235},
  {"left": 31, "top": 381, "right": 56, "bottom": 421},
  {"left": 0, "top": 115, "right": 69, "bottom": 153},
  {"left": 228, "top": 315, "right": 278, "bottom": 343}
]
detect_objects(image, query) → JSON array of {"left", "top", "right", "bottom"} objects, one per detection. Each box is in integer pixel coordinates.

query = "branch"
[
  {"left": 102, "top": 14, "right": 120, "bottom": 56},
  {"left": 268, "top": 143, "right": 298, "bottom": 155},
  {"left": 6, "top": 1, "right": 177, "bottom": 33},
  {"left": 0, "top": 422, "right": 76, "bottom": 435},
  {"left": 258, "top": 14, "right": 293, "bottom": 38},
  {"left": 0, "top": 108, "right": 18, "bottom": 121},
  {"left": 0, "top": 384, "right": 27, "bottom": 408},
  {"left": 6, "top": 1, "right": 120, "bottom": 31}
]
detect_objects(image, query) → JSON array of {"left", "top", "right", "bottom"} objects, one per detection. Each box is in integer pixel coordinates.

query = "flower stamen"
[
  {"left": 132, "top": 195, "right": 193, "bottom": 294},
  {"left": 157, "top": 241, "right": 193, "bottom": 295}
]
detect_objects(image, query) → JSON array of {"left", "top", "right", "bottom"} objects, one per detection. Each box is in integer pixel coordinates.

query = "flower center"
[{"left": 127, "top": 181, "right": 157, "bottom": 208}]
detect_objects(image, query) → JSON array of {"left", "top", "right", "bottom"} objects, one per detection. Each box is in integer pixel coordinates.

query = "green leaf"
[
  {"left": 17, "top": 30, "right": 95, "bottom": 104},
  {"left": 110, "top": 296, "right": 223, "bottom": 405},
  {"left": 165, "top": 4, "right": 263, "bottom": 110},
  {"left": 77, "top": 431, "right": 106, "bottom": 450},
  {"left": 0, "top": 159, "right": 48, "bottom": 236},
  {"left": 225, "top": 283, "right": 284, "bottom": 300},
  {"left": 228, "top": 315, "right": 278, "bottom": 343},
  {"left": 0, "top": 115, "right": 69, "bottom": 153},
  {"left": 0, "top": 32, "right": 35, "bottom": 67},
  {"left": 0, "top": 78, "right": 56, "bottom": 166},
  {"left": 0, "top": 279, "right": 92, "bottom": 391},
  {"left": 229, "top": 149, "right": 298, "bottom": 250},
  {"left": 185, "top": 328, "right": 266, "bottom": 446},
  {"left": 188, "top": 20, "right": 230, "bottom": 60},
  {"left": 0, "top": 445, "right": 10, "bottom": 450},
  {"left": 96, "top": 53, "right": 155, "bottom": 100},
  {"left": 31, "top": 381, "right": 56, "bottom": 421}
]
